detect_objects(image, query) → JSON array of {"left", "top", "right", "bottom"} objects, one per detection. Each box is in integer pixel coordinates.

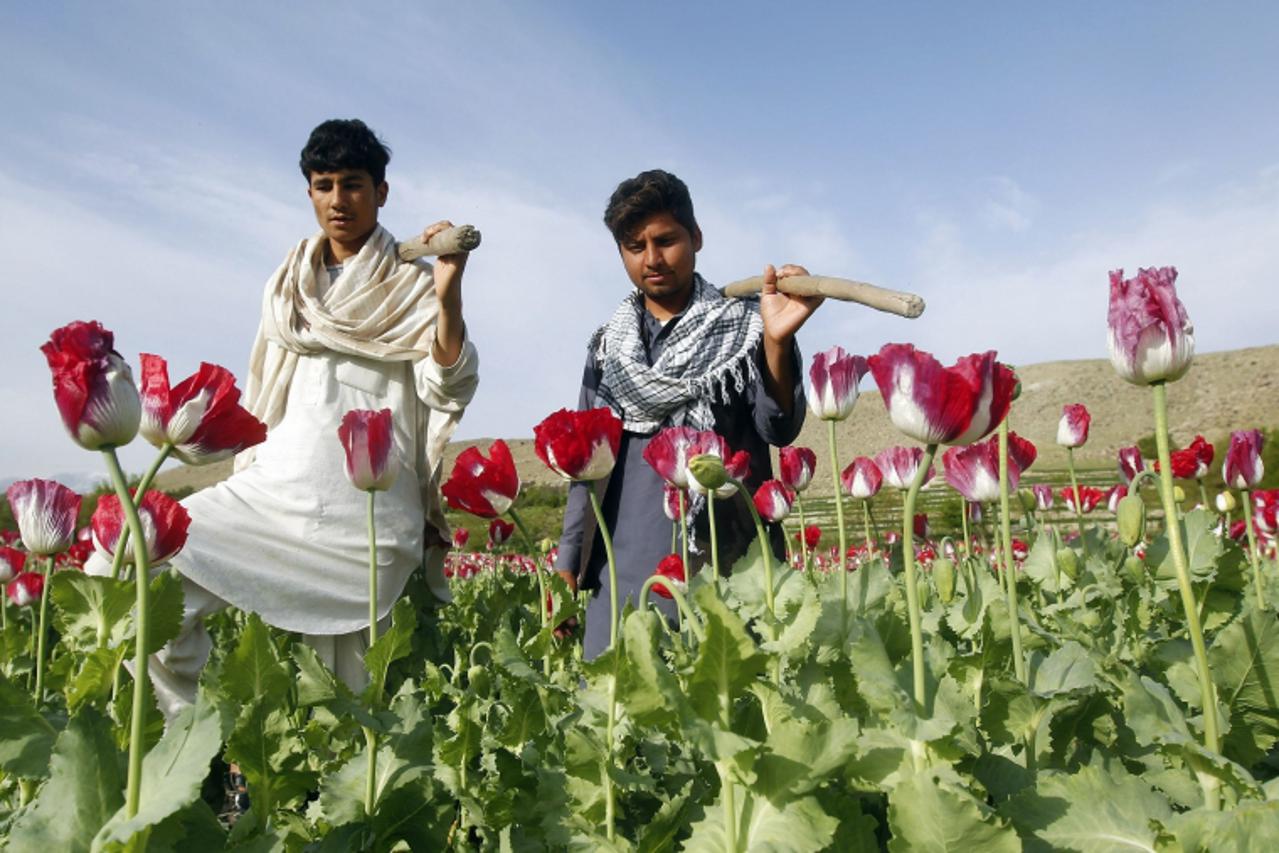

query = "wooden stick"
[
  {"left": 722, "top": 274, "right": 925, "bottom": 319},
  {"left": 396, "top": 225, "right": 482, "bottom": 261}
]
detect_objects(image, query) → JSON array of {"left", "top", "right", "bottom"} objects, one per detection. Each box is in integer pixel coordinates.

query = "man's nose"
[{"left": 643, "top": 242, "right": 662, "bottom": 268}]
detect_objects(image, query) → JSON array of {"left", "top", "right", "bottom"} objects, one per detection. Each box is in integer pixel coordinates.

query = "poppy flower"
[
  {"left": 642, "top": 426, "right": 702, "bottom": 489},
  {"left": 1060, "top": 485, "right": 1104, "bottom": 514},
  {"left": 662, "top": 483, "right": 685, "bottom": 521},
  {"left": 138, "top": 354, "right": 267, "bottom": 465},
  {"left": 806, "top": 346, "right": 869, "bottom": 421},
  {"left": 753, "top": 480, "right": 795, "bottom": 523},
  {"left": 452, "top": 527, "right": 471, "bottom": 550},
  {"left": 868, "top": 344, "right": 1016, "bottom": 446},
  {"left": 1106, "top": 484, "right": 1128, "bottom": 514},
  {"left": 0, "top": 546, "right": 25, "bottom": 583},
  {"left": 1056, "top": 403, "right": 1091, "bottom": 448},
  {"left": 1118, "top": 446, "right": 1146, "bottom": 486},
  {"left": 91, "top": 491, "right": 191, "bottom": 565},
  {"left": 778, "top": 446, "right": 817, "bottom": 493},
  {"left": 874, "top": 446, "right": 935, "bottom": 490},
  {"left": 488, "top": 518, "right": 515, "bottom": 548},
  {"left": 338, "top": 409, "right": 398, "bottom": 491},
  {"left": 842, "top": 456, "right": 883, "bottom": 499},
  {"left": 650, "top": 553, "right": 686, "bottom": 599},
  {"left": 1107, "top": 266, "right": 1195, "bottom": 385},
  {"left": 1223, "top": 429, "right": 1265, "bottom": 490},
  {"left": 6, "top": 571, "right": 44, "bottom": 607},
  {"left": 6, "top": 479, "right": 81, "bottom": 556},
  {"left": 442, "top": 439, "right": 521, "bottom": 518},
  {"left": 40, "top": 320, "right": 141, "bottom": 450},
  {"left": 534, "top": 408, "right": 623, "bottom": 481},
  {"left": 1032, "top": 484, "right": 1054, "bottom": 511},
  {"left": 796, "top": 525, "right": 821, "bottom": 550}
]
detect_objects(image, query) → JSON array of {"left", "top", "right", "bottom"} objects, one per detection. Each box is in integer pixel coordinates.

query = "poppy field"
[{"left": 3, "top": 266, "right": 1279, "bottom": 851}]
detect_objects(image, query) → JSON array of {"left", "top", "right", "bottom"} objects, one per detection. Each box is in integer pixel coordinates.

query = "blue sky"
[{"left": 2, "top": 1, "right": 1277, "bottom": 484}]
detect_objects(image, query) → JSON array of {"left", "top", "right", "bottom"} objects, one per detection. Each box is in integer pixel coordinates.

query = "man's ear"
[
  {"left": 692, "top": 226, "right": 703, "bottom": 253},
  {"left": 377, "top": 181, "right": 389, "bottom": 207}
]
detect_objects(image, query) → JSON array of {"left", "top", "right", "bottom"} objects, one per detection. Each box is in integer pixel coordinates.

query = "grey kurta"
[{"left": 555, "top": 295, "right": 804, "bottom": 659}]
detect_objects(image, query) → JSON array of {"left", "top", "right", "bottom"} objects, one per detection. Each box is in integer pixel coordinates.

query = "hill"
[{"left": 153, "top": 344, "right": 1279, "bottom": 499}]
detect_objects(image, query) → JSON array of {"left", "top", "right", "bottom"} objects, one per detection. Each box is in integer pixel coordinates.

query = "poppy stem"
[
  {"left": 109, "top": 443, "right": 172, "bottom": 582},
  {"left": 902, "top": 444, "right": 938, "bottom": 714},
  {"left": 1066, "top": 447, "right": 1090, "bottom": 562},
  {"left": 1242, "top": 490, "right": 1266, "bottom": 610},
  {"left": 1152, "top": 382, "right": 1221, "bottom": 809},
  {"left": 707, "top": 493, "right": 721, "bottom": 585},
  {"left": 678, "top": 490, "right": 689, "bottom": 580},
  {"left": 103, "top": 446, "right": 152, "bottom": 819},
  {"left": 796, "top": 495, "right": 810, "bottom": 571},
  {"left": 638, "top": 576, "right": 704, "bottom": 642},
  {"left": 507, "top": 508, "right": 550, "bottom": 677},
  {"left": 826, "top": 420, "right": 849, "bottom": 607},
  {"left": 998, "top": 422, "right": 1027, "bottom": 686},
  {"left": 366, "top": 489, "right": 378, "bottom": 817},
  {"left": 33, "top": 556, "right": 52, "bottom": 705}
]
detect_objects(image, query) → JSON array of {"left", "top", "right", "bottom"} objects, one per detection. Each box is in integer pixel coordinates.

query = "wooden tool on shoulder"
[
  {"left": 723, "top": 274, "right": 925, "bottom": 319},
  {"left": 397, "top": 225, "right": 482, "bottom": 261}
]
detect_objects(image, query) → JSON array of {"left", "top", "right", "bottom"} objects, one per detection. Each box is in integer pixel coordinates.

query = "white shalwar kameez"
[{"left": 120, "top": 231, "right": 478, "bottom": 720}]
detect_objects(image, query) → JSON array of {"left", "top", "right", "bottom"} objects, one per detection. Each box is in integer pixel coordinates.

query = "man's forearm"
[
  {"left": 433, "top": 294, "right": 464, "bottom": 366},
  {"left": 761, "top": 335, "right": 797, "bottom": 417}
]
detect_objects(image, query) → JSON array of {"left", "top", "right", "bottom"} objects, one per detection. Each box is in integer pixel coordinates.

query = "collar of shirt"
[{"left": 638, "top": 300, "right": 690, "bottom": 364}]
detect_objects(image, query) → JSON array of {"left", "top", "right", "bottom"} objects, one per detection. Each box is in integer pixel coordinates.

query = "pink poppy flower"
[
  {"left": 488, "top": 518, "right": 515, "bottom": 548},
  {"left": 642, "top": 426, "right": 702, "bottom": 489},
  {"left": 1056, "top": 403, "right": 1091, "bottom": 448},
  {"left": 1107, "top": 266, "right": 1195, "bottom": 385},
  {"left": 6, "top": 571, "right": 44, "bottom": 607},
  {"left": 6, "top": 479, "right": 81, "bottom": 556},
  {"left": 651, "top": 553, "right": 687, "bottom": 599},
  {"left": 806, "top": 346, "right": 869, "bottom": 421},
  {"left": 868, "top": 344, "right": 1016, "bottom": 446},
  {"left": 1223, "top": 429, "right": 1265, "bottom": 490},
  {"left": 874, "top": 446, "right": 935, "bottom": 490},
  {"left": 841, "top": 456, "right": 883, "bottom": 499}
]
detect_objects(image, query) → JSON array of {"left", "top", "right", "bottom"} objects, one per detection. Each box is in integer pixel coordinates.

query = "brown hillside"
[{"left": 154, "top": 345, "right": 1279, "bottom": 498}]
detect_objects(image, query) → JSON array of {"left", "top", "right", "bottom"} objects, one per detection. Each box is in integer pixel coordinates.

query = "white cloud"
[{"left": 980, "top": 176, "right": 1036, "bottom": 233}]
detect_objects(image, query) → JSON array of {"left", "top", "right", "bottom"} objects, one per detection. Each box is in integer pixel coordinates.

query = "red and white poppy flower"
[
  {"left": 91, "top": 491, "right": 191, "bottom": 565},
  {"left": 778, "top": 446, "right": 817, "bottom": 493},
  {"left": 806, "top": 346, "right": 869, "bottom": 421},
  {"left": 868, "top": 344, "right": 1016, "bottom": 446},
  {"left": 841, "top": 456, "right": 884, "bottom": 499},
  {"left": 338, "top": 409, "right": 398, "bottom": 492},
  {"left": 1107, "top": 266, "right": 1195, "bottom": 386},
  {"left": 534, "top": 408, "right": 623, "bottom": 482},
  {"left": 1223, "top": 429, "right": 1265, "bottom": 490},
  {"left": 874, "top": 446, "right": 935, "bottom": 491},
  {"left": 40, "top": 321, "right": 142, "bottom": 450},
  {"left": 442, "top": 439, "right": 521, "bottom": 518},
  {"left": 1056, "top": 403, "right": 1092, "bottom": 449},
  {"left": 753, "top": 480, "right": 795, "bottom": 523},
  {"left": 138, "top": 354, "right": 267, "bottom": 465}
]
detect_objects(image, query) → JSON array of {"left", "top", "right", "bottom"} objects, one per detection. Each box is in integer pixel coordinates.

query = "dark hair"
[
  {"left": 603, "top": 169, "right": 698, "bottom": 243},
  {"left": 299, "top": 119, "right": 392, "bottom": 185}
]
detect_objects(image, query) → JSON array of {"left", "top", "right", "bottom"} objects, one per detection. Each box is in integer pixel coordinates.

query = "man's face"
[
  {"left": 307, "top": 169, "right": 387, "bottom": 247},
  {"left": 618, "top": 211, "right": 702, "bottom": 313}
]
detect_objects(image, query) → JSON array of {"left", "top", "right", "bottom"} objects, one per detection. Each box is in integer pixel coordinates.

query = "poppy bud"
[
  {"left": 1018, "top": 488, "right": 1037, "bottom": 514},
  {"left": 933, "top": 557, "right": 956, "bottom": 603},
  {"left": 468, "top": 665, "right": 491, "bottom": 698},
  {"left": 1123, "top": 554, "right": 1146, "bottom": 585},
  {"left": 687, "top": 453, "right": 729, "bottom": 492},
  {"left": 1057, "top": 548, "right": 1079, "bottom": 580},
  {"left": 1173, "top": 485, "right": 1186, "bottom": 503},
  {"left": 1117, "top": 494, "right": 1146, "bottom": 547},
  {"left": 1215, "top": 492, "right": 1236, "bottom": 513}
]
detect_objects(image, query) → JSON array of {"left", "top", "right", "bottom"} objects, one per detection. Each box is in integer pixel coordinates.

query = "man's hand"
[
  {"left": 423, "top": 220, "right": 467, "bottom": 366},
  {"left": 760, "top": 263, "right": 822, "bottom": 415}
]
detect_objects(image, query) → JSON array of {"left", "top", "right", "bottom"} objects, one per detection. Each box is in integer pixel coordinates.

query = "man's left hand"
[
  {"left": 423, "top": 220, "right": 467, "bottom": 366},
  {"left": 422, "top": 220, "right": 468, "bottom": 306},
  {"left": 760, "top": 263, "right": 823, "bottom": 345}
]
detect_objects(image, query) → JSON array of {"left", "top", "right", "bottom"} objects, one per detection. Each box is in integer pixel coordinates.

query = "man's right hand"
[{"left": 554, "top": 569, "right": 580, "bottom": 639}]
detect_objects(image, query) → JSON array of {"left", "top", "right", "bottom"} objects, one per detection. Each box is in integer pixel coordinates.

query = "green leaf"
[
  {"left": 363, "top": 597, "right": 416, "bottom": 703},
  {"left": 753, "top": 711, "right": 860, "bottom": 801},
  {"left": 224, "top": 696, "right": 316, "bottom": 818},
  {"left": 142, "top": 800, "right": 228, "bottom": 852},
  {"left": 1150, "top": 509, "right": 1238, "bottom": 588},
  {"left": 888, "top": 770, "right": 1020, "bottom": 852},
  {"left": 1208, "top": 605, "right": 1279, "bottom": 767},
  {"left": 0, "top": 670, "right": 57, "bottom": 778},
  {"left": 141, "top": 570, "right": 186, "bottom": 656},
  {"left": 1166, "top": 799, "right": 1279, "bottom": 852},
  {"left": 220, "top": 612, "right": 291, "bottom": 707},
  {"left": 1122, "top": 673, "right": 1192, "bottom": 746},
  {"left": 7, "top": 708, "right": 123, "bottom": 852},
  {"left": 292, "top": 642, "right": 379, "bottom": 729},
  {"left": 683, "top": 789, "right": 838, "bottom": 853},
  {"left": 1027, "top": 641, "right": 1098, "bottom": 698},
  {"left": 92, "top": 695, "right": 230, "bottom": 848},
  {"left": 760, "top": 586, "right": 821, "bottom": 660},
  {"left": 687, "top": 585, "right": 767, "bottom": 724},
  {"left": 50, "top": 572, "right": 135, "bottom": 651},
  {"left": 493, "top": 619, "right": 542, "bottom": 684},
  {"left": 65, "top": 645, "right": 129, "bottom": 712},
  {"left": 1001, "top": 760, "right": 1171, "bottom": 852}
]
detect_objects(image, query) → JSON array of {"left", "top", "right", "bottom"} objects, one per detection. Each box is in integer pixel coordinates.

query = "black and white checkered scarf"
[{"left": 592, "top": 275, "right": 762, "bottom": 433}]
